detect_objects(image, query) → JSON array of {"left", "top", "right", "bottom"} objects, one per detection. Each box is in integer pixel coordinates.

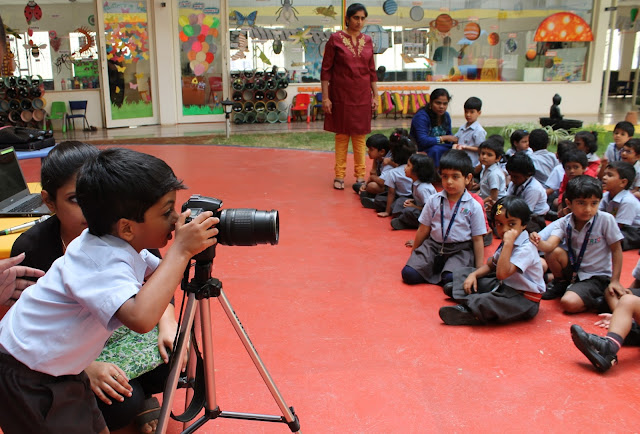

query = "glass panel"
[
  {"left": 0, "top": 1, "right": 99, "bottom": 90},
  {"left": 103, "top": 0, "right": 154, "bottom": 120},
  {"left": 226, "top": 0, "right": 595, "bottom": 83},
  {"left": 177, "top": 0, "right": 224, "bottom": 116}
]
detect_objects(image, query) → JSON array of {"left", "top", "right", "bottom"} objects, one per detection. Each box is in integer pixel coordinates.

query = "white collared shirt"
[
  {"left": 0, "top": 230, "right": 160, "bottom": 376},
  {"left": 418, "top": 189, "right": 487, "bottom": 243}
]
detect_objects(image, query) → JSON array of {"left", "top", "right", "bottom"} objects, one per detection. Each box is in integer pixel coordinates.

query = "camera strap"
[{"left": 171, "top": 327, "right": 207, "bottom": 422}]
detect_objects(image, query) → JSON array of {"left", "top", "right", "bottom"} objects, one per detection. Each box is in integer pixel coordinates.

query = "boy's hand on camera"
[
  {"left": 174, "top": 210, "right": 219, "bottom": 258},
  {"left": 85, "top": 361, "right": 132, "bottom": 405}
]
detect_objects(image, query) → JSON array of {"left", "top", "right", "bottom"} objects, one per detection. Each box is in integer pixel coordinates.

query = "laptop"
[{"left": 0, "top": 146, "right": 51, "bottom": 217}]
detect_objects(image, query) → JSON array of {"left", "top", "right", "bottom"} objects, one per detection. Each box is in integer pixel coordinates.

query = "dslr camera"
[{"left": 183, "top": 195, "right": 279, "bottom": 262}]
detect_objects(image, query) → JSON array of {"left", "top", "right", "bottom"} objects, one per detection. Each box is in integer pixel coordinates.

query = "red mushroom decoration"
[{"left": 534, "top": 12, "right": 593, "bottom": 42}]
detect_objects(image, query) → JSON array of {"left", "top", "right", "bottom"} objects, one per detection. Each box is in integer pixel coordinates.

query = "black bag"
[{"left": 0, "top": 126, "right": 55, "bottom": 151}]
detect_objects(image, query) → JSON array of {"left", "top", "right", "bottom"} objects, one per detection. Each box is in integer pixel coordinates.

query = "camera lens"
[{"left": 218, "top": 209, "right": 279, "bottom": 246}]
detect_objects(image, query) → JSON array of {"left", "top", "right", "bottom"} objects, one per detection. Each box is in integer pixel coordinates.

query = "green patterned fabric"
[{"left": 96, "top": 326, "right": 164, "bottom": 379}]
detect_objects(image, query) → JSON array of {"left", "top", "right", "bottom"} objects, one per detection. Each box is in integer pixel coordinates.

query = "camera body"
[{"left": 183, "top": 194, "right": 279, "bottom": 262}]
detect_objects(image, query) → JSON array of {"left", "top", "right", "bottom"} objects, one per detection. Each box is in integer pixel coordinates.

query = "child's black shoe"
[
  {"left": 352, "top": 182, "right": 363, "bottom": 193},
  {"left": 442, "top": 282, "right": 454, "bottom": 298},
  {"left": 360, "top": 196, "right": 376, "bottom": 209},
  {"left": 439, "top": 305, "right": 483, "bottom": 326},
  {"left": 390, "top": 218, "right": 409, "bottom": 230},
  {"left": 570, "top": 324, "right": 618, "bottom": 372},
  {"left": 542, "top": 279, "right": 569, "bottom": 300}
]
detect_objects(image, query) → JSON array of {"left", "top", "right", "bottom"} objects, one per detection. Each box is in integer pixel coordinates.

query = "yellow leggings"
[{"left": 334, "top": 133, "right": 366, "bottom": 180}]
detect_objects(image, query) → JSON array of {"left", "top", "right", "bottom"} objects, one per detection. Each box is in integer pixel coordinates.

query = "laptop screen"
[{"left": 0, "top": 147, "right": 29, "bottom": 202}]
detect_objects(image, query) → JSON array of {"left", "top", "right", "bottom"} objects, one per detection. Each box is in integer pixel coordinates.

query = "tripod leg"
[
  {"left": 157, "top": 292, "right": 199, "bottom": 434},
  {"left": 216, "top": 288, "right": 298, "bottom": 429},
  {"left": 197, "top": 297, "right": 219, "bottom": 413},
  {"left": 182, "top": 307, "right": 201, "bottom": 431}
]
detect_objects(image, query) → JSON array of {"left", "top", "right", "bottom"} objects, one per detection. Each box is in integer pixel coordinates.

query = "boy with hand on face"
[{"left": 453, "top": 97, "right": 486, "bottom": 175}]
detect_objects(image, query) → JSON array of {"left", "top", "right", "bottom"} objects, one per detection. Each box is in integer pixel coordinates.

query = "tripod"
[{"left": 157, "top": 260, "right": 300, "bottom": 433}]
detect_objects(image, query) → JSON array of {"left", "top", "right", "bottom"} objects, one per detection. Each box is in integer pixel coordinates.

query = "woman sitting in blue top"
[{"left": 410, "top": 88, "right": 458, "bottom": 167}]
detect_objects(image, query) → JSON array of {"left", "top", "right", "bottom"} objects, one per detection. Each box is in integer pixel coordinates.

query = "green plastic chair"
[{"left": 48, "top": 101, "right": 67, "bottom": 132}]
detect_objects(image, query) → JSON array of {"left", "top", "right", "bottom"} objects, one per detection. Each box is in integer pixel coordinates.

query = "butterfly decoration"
[
  {"left": 134, "top": 73, "right": 144, "bottom": 80},
  {"left": 115, "top": 85, "right": 121, "bottom": 94},
  {"left": 121, "top": 7, "right": 130, "bottom": 13},
  {"left": 115, "top": 64, "right": 126, "bottom": 73},
  {"left": 314, "top": 6, "right": 337, "bottom": 20},
  {"left": 24, "top": 1, "right": 43, "bottom": 24},
  {"left": 231, "top": 33, "right": 248, "bottom": 60},
  {"left": 129, "top": 82, "right": 138, "bottom": 89},
  {"left": 288, "top": 28, "right": 312, "bottom": 50},
  {"left": 231, "top": 10, "right": 257, "bottom": 28}
]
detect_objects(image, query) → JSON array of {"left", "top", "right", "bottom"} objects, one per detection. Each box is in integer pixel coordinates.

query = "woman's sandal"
[
  {"left": 135, "top": 396, "right": 161, "bottom": 434},
  {"left": 333, "top": 178, "right": 345, "bottom": 190}
]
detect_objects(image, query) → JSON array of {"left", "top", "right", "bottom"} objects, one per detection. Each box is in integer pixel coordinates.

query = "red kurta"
[{"left": 321, "top": 31, "right": 377, "bottom": 135}]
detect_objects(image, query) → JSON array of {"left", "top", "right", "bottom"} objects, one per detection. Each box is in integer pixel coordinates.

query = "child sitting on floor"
[
  {"left": 453, "top": 96, "right": 486, "bottom": 173},
  {"left": 401, "top": 150, "right": 486, "bottom": 287},
  {"left": 0, "top": 148, "right": 218, "bottom": 434},
  {"left": 621, "top": 138, "right": 640, "bottom": 199},
  {"left": 574, "top": 130, "right": 600, "bottom": 177},
  {"left": 477, "top": 138, "right": 506, "bottom": 211},
  {"left": 505, "top": 129, "right": 531, "bottom": 158},
  {"left": 390, "top": 153, "right": 436, "bottom": 230},
  {"left": 439, "top": 196, "right": 545, "bottom": 325},
  {"left": 9, "top": 142, "right": 176, "bottom": 433},
  {"left": 374, "top": 137, "right": 416, "bottom": 217},
  {"left": 505, "top": 151, "right": 549, "bottom": 232},
  {"left": 530, "top": 176, "right": 624, "bottom": 310},
  {"left": 529, "top": 128, "right": 559, "bottom": 185},
  {"left": 545, "top": 140, "right": 576, "bottom": 217},
  {"left": 600, "top": 161, "right": 640, "bottom": 251},
  {"left": 555, "top": 149, "right": 590, "bottom": 218},
  {"left": 598, "top": 120, "right": 634, "bottom": 179},
  {"left": 355, "top": 133, "right": 392, "bottom": 194}
]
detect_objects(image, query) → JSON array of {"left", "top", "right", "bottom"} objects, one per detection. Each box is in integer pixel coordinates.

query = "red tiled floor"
[{"left": 14, "top": 145, "right": 640, "bottom": 433}]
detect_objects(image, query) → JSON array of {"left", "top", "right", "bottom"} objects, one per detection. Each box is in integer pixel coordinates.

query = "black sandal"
[{"left": 333, "top": 178, "right": 345, "bottom": 190}]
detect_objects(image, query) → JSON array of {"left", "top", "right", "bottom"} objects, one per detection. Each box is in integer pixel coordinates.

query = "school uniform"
[
  {"left": 586, "top": 153, "right": 601, "bottom": 177},
  {"left": 604, "top": 143, "right": 623, "bottom": 163},
  {"left": 381, "top": 150, "right": 394, "bottom": 175},
  {"left": 550, "top": 211, "right": 623, "bottom": 311},
  {"left": 0, "top": 230, "right": 160, "bottom": 433},
  {"left": 374, "top": 164, "right": 413, "bottom": 214},
  {"left": 405, "top": 190, "right": 487, "bottom": 284},
  {"left": 501, "top": 148, "right": 533, "bottom": 173},
  {"left": 633, "top": 161, "right": 640, "bottom": 189},
  {"left": 506, "top": 176, "right": 549, "bottom": 232},
  {"left": 393, "top": 181, "right": 437, "bottom": 229},
  {"left": 451, "top": 231, "right": 545, "bottom": 323},
  {"left": 478, "top": 163, "right": 506, "bottom": 200},
  {"left": 531, "top": 149, "right": 559, "bottom": 185},
  {"left": 455, "top": 121, "right": 486, "bottom": 169},
  {"left": 599, "top": 189, "right": 640, "bottom": 250},
  {"left": 544, "top": 164, "right": 564, "bottom": 209}
]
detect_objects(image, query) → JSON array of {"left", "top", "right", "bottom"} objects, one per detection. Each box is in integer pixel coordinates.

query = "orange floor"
[{"left": 17, "top": 144, "right": 640, "bottom": 433}]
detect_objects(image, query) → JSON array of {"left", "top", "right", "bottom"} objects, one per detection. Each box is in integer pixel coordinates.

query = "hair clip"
[{"left": 495, "top": 204, "right": 503, "bottom": 216}]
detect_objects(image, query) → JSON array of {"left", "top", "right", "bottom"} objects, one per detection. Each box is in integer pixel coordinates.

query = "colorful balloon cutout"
[
  {"left": 205, "top": 52, "right": 214, "bottom": 63},
  {"left": 188, "top": 50, "right": 196, "bottom": 61},
  {"left": 203, "top": 15, "right": 214, "bottom": 27},
  {"left": 192, "top": 25, "right": 201, "bottom": 36},
  {"left": 179, "top": 31, "right": 188, "bottom": 42},
  {"left": 201, "top": 42, "right": 209, "bottom": 52},
  {"left": 194, "top": 63, "right": 205, "bottom": 76},
  {"left": 488, "top": 32, "right": 500, "bottom": 46},
  {"left": 198, "top": 34, "right": 206, "bottom": 43},
  {"left": 210, "top": 28, "right": 218, "bottom": 38},
  {"left": 192, "top": 41, "right": 202, "bottom": 52},
  {"left": 534, "top": 12, "right": 594, "bottom": 42},
  {"left": 430, "top": 14, "right": 458, "bottom": 34},
  {"left": 189, "top": 14, "right": 197, "bottom": 25},
  {"left": 463, "top": 22, "right": 480, "bottom": 41},
  {"left": 197, "top": 13, "right": 204, "bottom": 25},
  {"left": 196, "top": 51, "right": 206, "bottom": 62},
  {"left": 200, "top": 25, "right": 209, "bottom": 36},
  {"left": 183, "top": 25, "right": 194, "bottom": 37},
  {"left": 212, "top": 17, "right": 220, "bottom": 28},
  {"left": 179, "top": 15, "right": 189, "bottom": 27}
]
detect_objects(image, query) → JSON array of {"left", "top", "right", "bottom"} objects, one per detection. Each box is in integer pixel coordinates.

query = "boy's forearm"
[
  {"left": 117, "top": 248, "right": 191, "bottom": 333},
  {"left": 472, "top": 235, "right": 484, "bottom": 268},
  {"left": 385, "top": 187, "right": 395, "bottom": 214},
  {"left": 610, "top": 241, "right": 623, "bottom": 281},
  {"left": 412, "top": 225, "right": 430, "bottom": 251}
]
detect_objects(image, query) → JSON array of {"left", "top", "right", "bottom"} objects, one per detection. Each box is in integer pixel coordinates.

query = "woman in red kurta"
[{"left": 321, "top": 3, "right": 378, "bottom": 190}]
